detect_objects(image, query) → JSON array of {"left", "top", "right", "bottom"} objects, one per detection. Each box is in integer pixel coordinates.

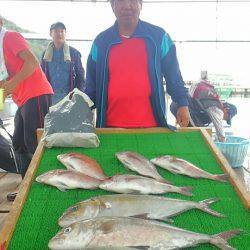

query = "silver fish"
[
  {"left": 99, "top": 174, "right": 192, "bottom": 196},
  {"left": 116, "top": 151, "right": 169, "bottom": 183},
  {"left": 151, "top": 155, "right": 229, "bottom": 182},
  {"left": 49, "top": 217, "right": 242, "bottom": 250},
  {"left": 85, "top": 248, "right": 136, "bottom": 250},
  {"left": 36, "top": 169, "right": 101, "bottom": 191},
  {"left": 57, "top": 153, "right": 107, "bottom": 180},
  {"left": 58, "top": 194, "right": 223, "bottom": 227}
]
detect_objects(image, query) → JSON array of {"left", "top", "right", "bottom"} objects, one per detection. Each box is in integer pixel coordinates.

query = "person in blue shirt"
[{"left": 41, "top": 22, "right": 85, "bottom": 105}]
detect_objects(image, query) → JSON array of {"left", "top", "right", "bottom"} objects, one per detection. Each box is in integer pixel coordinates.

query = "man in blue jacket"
[
  {"left": 85, "top": 0, "right": 189, "bottom": 128},
  {"left": 41, "top": 22, "right": 85, "bottom": 105}
]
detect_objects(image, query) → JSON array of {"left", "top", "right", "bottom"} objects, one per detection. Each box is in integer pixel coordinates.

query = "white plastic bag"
[{"left": 42, "top": 88, "right": 99, "bottom": 148}]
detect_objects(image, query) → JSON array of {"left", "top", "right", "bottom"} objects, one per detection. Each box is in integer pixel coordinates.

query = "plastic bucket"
[{"left": 215, "top": 136, "right": 250, "bottom": 168}]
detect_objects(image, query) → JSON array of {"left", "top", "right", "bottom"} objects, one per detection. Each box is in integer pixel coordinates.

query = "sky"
[{"left": 1, "top": 0, "right": 250, "bottom": 84}]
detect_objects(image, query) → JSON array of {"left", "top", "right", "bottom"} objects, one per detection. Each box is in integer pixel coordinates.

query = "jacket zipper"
[
  {"left": 100, "top": 41, "right": 121, "bottom": 127},
  {"left": 134, "top": 35, "right": 166, "bottom": 118}
]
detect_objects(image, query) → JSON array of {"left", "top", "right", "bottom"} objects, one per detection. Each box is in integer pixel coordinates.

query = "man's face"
[
  {"left": 223, "top": 108, "right": 229, "bottom": 121},
  {"left": 50, "top": 28, "right": 66, "bottom": 45},
  {"left": 111, "top": 0, "right": 142, "bottom": 27}
]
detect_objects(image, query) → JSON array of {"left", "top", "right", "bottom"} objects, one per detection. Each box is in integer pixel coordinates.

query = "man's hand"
[
  {"left": 0, "top": 80, "right": 5, "bottom": 88},
  {"left": 2, "top": 79, "right": 16, "bottom": 96},
  {"left": 0, "top": 80, "right": 9, "bottom": 100},
  {"left": 176, "top": 106, "right": 190, "bottom": 127}
]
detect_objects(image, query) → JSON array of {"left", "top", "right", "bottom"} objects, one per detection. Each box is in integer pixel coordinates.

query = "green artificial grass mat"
[{"left": 9, "top": 131, "right": 250, "bottom": 249}]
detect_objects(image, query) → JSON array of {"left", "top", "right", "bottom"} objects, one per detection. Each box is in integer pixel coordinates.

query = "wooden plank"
[
  {"left": 0, "top": 141, "right": 45, "bottom": 249},
  {"left": 233, "top": 152, "right": 250, "bottom": 192},
  {"left": 0, "top": 174, "right": 7, "bottom": 179},
  {"left": 36, "top": 128, "right": 43, "bottom": 143},
  {"left": 177, "top": 127, "right": 212, "bottom": 137},
  {"left": 1, "top": 127, "right": 249, "bottom": 249},
  {"left": 0, "top": 213, "right": 8, "bottom": 234},
  {"left": 0, "top": 174, "right": 22, "bottom": 212},
  {"left": 200, "top": 128, "right": 250, "bottom": 210},
  {"left": 96, "top": 127, "right": 173, "bottom": 134},
  {"left": 36, "top": 127, "right": 173, "bottom": 142}
]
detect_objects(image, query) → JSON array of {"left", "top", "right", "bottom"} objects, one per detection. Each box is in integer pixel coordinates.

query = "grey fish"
[
  {"left": 49, "top": 217, "right": 242, "bottom": 250},
  {"left": 80, "top": 247, "right": 137, "bottom": 250},
  {"left": 36, "top": 169, "right": 101, "bottom": 191},
  {"left": 99, "top": 174, "right": 192, "bottom": 196},
  {"left": 116, "top": 151, "right": 170, "bottom": 183},
  {"left": 57, "top": 153, "right": 107, "bottom": 180},
  {"left": 151, "top": 155, "right": 229, "bottom": 182},
  {"left": 58, "top": 194, "right": 223, "bottom": 227}
]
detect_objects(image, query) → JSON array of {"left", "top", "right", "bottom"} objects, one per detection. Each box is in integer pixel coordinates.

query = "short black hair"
[{"left": 50, "top": 22, "right": 66, "bottom": 32}]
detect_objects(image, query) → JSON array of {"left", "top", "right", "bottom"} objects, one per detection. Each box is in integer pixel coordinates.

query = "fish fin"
[
  {"left": 157, "top": 178, "right": 172, "bottom": 185},
  {"left": 213, "top": 173, "right": 229, "bottom": 183},
  {"left": 130, "top": 214, "right": 174, "bottom": 223},
  {"left": 100, "top": 201, "right": 112, "bottom": 209},
  {"left": 179, "top": 186, "right": 193, "bottom": 196},
  {"left": 122, "top": 189, "right": 142, "bottom": 194},
  {"left": 165, "top": 166, "right": 181, "bottom": 175},
  {"left": 130, "top": 213, "right": 150, "bottom": 220},
  {"left": 199, "top": 198, "right": 225, "bottom": 217},
  {"left": 210, "top": 229, "right": 243, "bottom": 250},
  {"left": 127, "top": 247, "right": 150, "bottom": 249},
  {"left": 56, "top": 181, "right": 68, "bottom": 192},
  {"left": 57, "top": 186, "right": 67, "bottom": 192},
  {"left": 130, "top": 191, "right": 143, "bottom": 195},
  {"left": 158, "top": 217, "right": 174, "bottom": 223}
]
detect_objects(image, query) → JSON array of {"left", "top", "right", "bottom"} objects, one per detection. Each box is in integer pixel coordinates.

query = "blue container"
[{"left": 215, "top": 136, "right": 250, "bottom": 168}]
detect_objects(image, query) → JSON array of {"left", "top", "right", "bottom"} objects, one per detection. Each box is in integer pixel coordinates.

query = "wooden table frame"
[{"left": 1, "top": 127, "right": 249, "bottom": 249}]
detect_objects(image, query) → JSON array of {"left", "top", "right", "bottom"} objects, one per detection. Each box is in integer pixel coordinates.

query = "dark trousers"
[
  {"left": 12, "top": 94, "right": 51, "bottom": 177},
  {"left": 170, "top": 96, "right": 211, "bottom": 127}
]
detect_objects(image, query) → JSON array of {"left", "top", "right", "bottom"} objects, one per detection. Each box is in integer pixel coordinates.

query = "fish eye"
[
  {"left": 64, "top": 227, "right": 72, "bottom": 234},
  {"left": 70, "top": 205, "right": 78, "bottom": 212}
]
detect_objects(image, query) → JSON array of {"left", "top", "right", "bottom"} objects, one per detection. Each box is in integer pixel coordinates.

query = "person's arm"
[
  {"left": 74, "top": 50, "right": 85, "bottom": 91},
  {"left": 206, "top": 106, "right": 226, "bottom": 142},
  {"left": 160, "top": 33, "right": 189, "bottom": 127},
  {"left": 2, "top": 49, "right": 39, "bottom": 97},
  {"left": 85, "top": 42, "right": 97, "bottom": 107},
  {"left": 176, "top": 106, "right": 190, "bottom": 127},
  {"left": 40, "top": 51, "right": 46, "bottom": 72}
]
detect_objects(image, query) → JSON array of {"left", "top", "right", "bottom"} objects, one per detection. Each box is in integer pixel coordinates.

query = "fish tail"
[
  {"left": 35, "top": 176, "right": 42, "bottom": 183},
  {"left": 213, "top": 173, "right": 229, "bottom": 182},
  {"left": 210, "top": 229, "right": 243, "bottom": 250},
  {"left": 179, "top": 186, "right": 193, "bottom": 196},
  {"left": 158, "top": 178, "right": 172, "bottom": 185},
  {"left": 199, "top": 198, "right": 224, "bottom": 217}
]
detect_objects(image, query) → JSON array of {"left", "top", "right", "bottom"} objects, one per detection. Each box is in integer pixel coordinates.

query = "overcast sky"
[{"left": 1, "top": 0, "right": 250, "bottom": 84}]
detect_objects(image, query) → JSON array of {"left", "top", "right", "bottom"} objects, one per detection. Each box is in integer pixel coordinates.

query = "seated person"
[{"left": 170, "top": 79, "right": 237, "bottom": 142}]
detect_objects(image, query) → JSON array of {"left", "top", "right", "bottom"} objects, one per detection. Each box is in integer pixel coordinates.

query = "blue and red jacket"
[{"left": 85, "top": 20, "right": 188, "bottom": 128}]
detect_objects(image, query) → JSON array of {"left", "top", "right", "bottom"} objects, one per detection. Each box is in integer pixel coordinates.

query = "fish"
[
  {"left": 49, "top": 217, "right": 242, "bottom": 250},
  {"left": 99, "top": 174, "right": 192, "bottom": 196},
  {"left": 36, "top": 169, "right": 101, "bottom": 191},
  {"left": 151, "top": 155, "right": 229, "bottom": 182},
  {"left": 116, "top": 151, "right": 170, "bottom": 183},
  {"left": 75, "top": 247, "right": 136, "bottom": 250},
  {"left": 57, "top": 153, "right": 107, "bottom": 180},
  {"left": 58, "top": 194, "right": 223, "bottom": 227}
]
